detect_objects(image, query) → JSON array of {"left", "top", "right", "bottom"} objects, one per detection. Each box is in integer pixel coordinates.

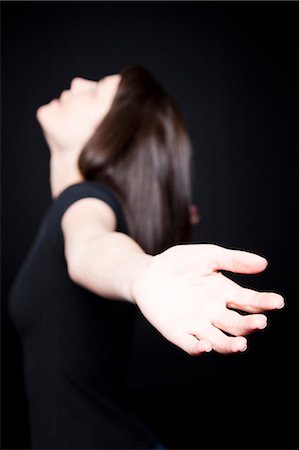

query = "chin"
[{"left": 36, "top": 101, "right": 57, "bottom": 129}]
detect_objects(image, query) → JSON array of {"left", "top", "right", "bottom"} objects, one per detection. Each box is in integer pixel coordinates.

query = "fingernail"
[{"left": 277, "top": 302, "right": 285, "bottom": 309}]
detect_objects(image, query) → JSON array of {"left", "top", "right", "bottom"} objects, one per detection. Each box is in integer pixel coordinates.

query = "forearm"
[{"left": 67, "top": 231, "right": 153, "bottom": 303}]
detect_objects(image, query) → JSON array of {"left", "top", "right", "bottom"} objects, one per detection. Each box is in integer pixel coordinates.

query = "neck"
[{"left": 50, "top": 152, "right": 85, "bottom": 199}]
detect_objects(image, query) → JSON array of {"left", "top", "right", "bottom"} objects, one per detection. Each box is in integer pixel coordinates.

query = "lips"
[{"left": 59, "top": 90, "right": 70, "bottom": 101}]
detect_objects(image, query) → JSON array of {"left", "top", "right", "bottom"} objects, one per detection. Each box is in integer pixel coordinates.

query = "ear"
[{"left": 189, "top": 204, "right": 201, "bottom": 225}]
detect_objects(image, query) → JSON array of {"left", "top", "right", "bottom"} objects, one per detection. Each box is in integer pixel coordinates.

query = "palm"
[{"left": 132, "top": 244, "right": 284, "bottom": 355}]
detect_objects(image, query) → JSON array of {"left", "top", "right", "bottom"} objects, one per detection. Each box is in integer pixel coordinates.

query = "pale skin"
[{"left": 36, "top": 74, "right": 285, "bottom": 356}]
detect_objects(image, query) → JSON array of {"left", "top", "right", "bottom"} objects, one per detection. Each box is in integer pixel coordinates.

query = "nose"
[
  {"left": 70, "top": 77, "right": 86, "bottom": 91},
  {"left": 70, "top": 77, "right": 97, "bottom": 92}
]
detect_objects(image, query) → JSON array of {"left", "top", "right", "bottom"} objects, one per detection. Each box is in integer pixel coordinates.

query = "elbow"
[{"left": 66, "top": 249, "right": 85, "bottom": 284}]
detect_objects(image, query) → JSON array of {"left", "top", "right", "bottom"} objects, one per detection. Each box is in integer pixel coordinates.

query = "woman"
[{"left": 8, "top": 64, "right": 285, "bottom": 449}]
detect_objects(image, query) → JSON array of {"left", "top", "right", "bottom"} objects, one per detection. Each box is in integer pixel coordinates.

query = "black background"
[{"left": 1, "top": 1, "right": 297, "bottom": 449}]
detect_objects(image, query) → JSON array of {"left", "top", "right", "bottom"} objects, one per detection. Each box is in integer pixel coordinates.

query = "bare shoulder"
[{"left": 61, "top": 197, "right": 117, "bottom": 254}]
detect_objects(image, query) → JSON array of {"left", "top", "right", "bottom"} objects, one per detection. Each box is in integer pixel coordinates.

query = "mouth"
[{"left": 60, "top": 89, "right": 70, "bottom": 102}]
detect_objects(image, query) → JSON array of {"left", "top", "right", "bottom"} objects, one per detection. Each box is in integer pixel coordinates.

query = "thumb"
[{"left": 210, "top": 245, "right": 268, "bottom": 274}]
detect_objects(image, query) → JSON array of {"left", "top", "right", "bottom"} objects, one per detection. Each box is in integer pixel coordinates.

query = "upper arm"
[{"left": 61, "top": 197, "right": 117, "bottom": 272}]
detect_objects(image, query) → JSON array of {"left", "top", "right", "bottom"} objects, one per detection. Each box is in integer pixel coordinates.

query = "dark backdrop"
[{"left": 1, "top": 1, "right": 297, "bottom": 449}]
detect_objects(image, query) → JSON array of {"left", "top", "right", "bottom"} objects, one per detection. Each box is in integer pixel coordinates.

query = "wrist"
[{"left": 124, "top": 252, "right": 153, "bottom": 304}]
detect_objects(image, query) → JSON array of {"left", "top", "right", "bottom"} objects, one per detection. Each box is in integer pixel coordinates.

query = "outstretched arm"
[
  {"left": 62, "top": 196, "right": 152, "bottom": 302},
  {"left": 62, "top": 197, "right": 285, "bottom": 356}
]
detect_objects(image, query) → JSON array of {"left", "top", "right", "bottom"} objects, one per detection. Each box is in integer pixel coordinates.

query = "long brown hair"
[{"left": 78, "top": 64, "right": 193, "bottom": 255}]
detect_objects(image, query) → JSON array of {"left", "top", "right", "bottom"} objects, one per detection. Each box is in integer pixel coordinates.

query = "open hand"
[{"left": 131, "top": 244, "right": 285, "bottom": 355}]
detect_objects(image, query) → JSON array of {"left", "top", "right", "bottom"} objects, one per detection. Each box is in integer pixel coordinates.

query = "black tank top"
[{"left": 7, "top": 180, "right": 157, "bottom": 449}]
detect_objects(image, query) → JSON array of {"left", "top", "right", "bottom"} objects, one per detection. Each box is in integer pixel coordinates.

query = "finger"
[
  {"left": 197, "top": 325, "right": 248, "bottom": 354},
  {"left": 212, "top": 309, "right": 267, "bottom": 336},
  {"left": 172, "top": 332, "right": 213, "bottom": 356},
  {"left": 210, "top": 245, "right": 268, "bottom": 274},
  {"left": 227, "top": 286, "right": 285, "bottom": 313}
]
